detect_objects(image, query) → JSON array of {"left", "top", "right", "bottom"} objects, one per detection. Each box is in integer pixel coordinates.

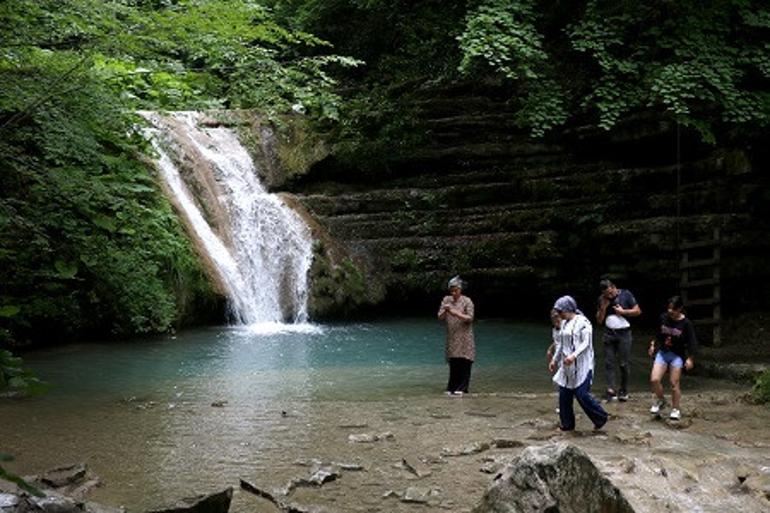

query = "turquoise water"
[
  {"left": 12, "top": 319, "right": 691, "bottom": 403},
  {"left": 17, "top": 319, "right": 561, "bottom": 403}
]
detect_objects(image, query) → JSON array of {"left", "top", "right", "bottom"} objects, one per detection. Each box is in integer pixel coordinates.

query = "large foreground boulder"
[{"left": 474, "top": 443, "right": 634, "bottom": 513}]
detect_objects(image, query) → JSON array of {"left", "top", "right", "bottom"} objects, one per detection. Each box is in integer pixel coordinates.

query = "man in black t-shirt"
[{"left": 596, "top": 279, "right": 642, "bottom": 401}]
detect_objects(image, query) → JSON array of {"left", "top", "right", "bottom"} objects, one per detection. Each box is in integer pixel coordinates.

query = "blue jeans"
[{"left": 559, "top": 370, "right": 608, "bottom": 431}]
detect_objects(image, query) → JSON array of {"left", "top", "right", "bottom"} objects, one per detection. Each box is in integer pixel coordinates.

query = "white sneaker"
[
  {"left": 650, "top": 399, "right": 666, "bottom": 414},
  {"left": 669, "top": 408, "right": 681, "bottom": 420}
]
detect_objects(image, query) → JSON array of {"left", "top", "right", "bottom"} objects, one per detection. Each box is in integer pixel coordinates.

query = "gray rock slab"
[
  {"left": 401, "top": 457, "right": 432, "bottom": 478},
  {"left": 0, "top": 494, "right": 20, "bottom": 508},
  {"left": 41, "top": 464, "right": 87, "bottom": 489},
  {"left": 31, "top": 494, "right": 81, "bottom": 513},
  {"left": 474, "top": 443, "right": 635, "bottom": 513},
  {"left": 401, "top": 487, "right": 431, "bottom": 504}
]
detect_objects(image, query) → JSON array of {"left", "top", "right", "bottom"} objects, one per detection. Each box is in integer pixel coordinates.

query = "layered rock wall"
[{"left": 281, "top": 90, "right": 769, "bottom": 323}]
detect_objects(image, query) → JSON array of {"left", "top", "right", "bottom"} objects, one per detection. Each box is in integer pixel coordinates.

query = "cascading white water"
[{"left": 140, "top": 111, "right": 314, "bottom": 327}]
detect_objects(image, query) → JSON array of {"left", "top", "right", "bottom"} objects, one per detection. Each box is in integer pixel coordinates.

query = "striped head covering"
[
  {"left": 447, "top": 276, "right": 464, "bottom": 290},
  {"left": 553, "top": 295, "right": 583, "bottom": 315}
]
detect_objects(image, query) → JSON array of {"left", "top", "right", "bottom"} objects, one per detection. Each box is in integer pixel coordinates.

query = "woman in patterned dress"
[{"left": 438, "top": 276, "right": 475, "bottom": 396}]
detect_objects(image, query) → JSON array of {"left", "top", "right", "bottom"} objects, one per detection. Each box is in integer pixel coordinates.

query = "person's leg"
[
  {"left": 604, "top": 335, "right": 619, "bottom": 396},
  {"left": 574, "top": 370, "right": 609, "bottom": 428},
  {"left": 457, "top": 358, "right": 472, "bottom": 393},
  {"left": 447, "top": 358, "right": 460, "bottom": 392},
  {"left": 650, "top": 353, "right": 669, "bottom": 413},
  {"left": 669, "top": 364, "right": 683, "bottom": 409},
  {"left": 617, "top": 330, "right": 632, "bottom": 397},
  {"left": 558, "top": 386, "right": 576, "bottom": 430},
  {"left": 650, "top": 359, "right": 668, "bottom": 400}
]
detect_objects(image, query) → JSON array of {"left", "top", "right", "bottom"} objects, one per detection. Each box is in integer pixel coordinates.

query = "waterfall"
[{"left": 140, "top": 111, "right": 314, "bottom": 327}]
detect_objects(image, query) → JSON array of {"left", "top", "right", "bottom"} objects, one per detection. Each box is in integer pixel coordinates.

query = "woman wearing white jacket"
[{"left": 549, "top": 295, "right": 608, "bottom": 431}]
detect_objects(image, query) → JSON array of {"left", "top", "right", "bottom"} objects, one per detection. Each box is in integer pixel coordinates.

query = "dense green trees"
[
  {"left": 459, "top": 0, "right": 770, "bottom": 141},
  {"left": 0, "top": 0, "right": 354, "bottom": 344},
  {"left": 273, "top": 0, "right": 769, "bottom": 146}
]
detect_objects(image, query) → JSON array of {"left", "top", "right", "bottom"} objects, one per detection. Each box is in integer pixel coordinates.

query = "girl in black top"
[{"left": 648, "top": 296, "right": 698, "bottom": 420}]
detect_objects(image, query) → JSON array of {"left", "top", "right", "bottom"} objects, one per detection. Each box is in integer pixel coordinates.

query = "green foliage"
[
  {"left": 276, "top": 0, "right": 769, "bottom": 144},
  {"left": 2, "top": 0, "right": 360, "bottom": 116},
  {"left": 0, "top": 350, "right": 48, "bottom": 397},
  {"left": 458, "top": 0, "right": 770, "bottom": 140},
  {"left": 0, "top": 55, "right": 213, "bottom": 340},
  {"left": 753, "top": 369, "right": 770, "bottom": 404}
]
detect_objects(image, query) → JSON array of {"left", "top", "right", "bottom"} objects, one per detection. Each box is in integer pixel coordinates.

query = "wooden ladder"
[{"left": 679, "top": 228, "right": 721, "bottom": 345}]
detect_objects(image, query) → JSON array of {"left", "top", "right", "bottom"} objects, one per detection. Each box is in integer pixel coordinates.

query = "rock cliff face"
[{"left": 279, "top": 88, "right": 769, "bottom": 323}]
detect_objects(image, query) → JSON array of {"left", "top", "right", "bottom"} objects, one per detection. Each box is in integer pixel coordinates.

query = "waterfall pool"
[{"left": 1, "top": 319, "right": 742, "bottom": 512}]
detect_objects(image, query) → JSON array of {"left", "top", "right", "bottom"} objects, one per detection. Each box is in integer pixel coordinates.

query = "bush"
[{"left": 752, "top": 369, "right": 770, "bottom": 404}]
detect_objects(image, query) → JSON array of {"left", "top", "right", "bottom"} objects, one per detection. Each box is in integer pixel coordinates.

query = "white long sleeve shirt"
[{"left": 551, "top": 313, "right": 594, "bottom": 389}]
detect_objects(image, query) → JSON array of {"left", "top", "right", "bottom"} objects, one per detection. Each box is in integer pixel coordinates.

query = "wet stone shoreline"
[{"left": 3, "top": 390, "right": 769, "bottom": 513}]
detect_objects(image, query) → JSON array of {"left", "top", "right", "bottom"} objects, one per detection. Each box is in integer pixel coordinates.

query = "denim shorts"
[{"left": 654, "top": 349, "right": 683, "bottom": 369}]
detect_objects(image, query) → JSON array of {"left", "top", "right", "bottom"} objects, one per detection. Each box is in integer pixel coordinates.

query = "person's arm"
[
  {"left": 596, "top": 295, "right": 609, "bottom": 325},
  {"left": 449, "top": 297, "right": 474, "bottom": 322},
  {"left": 546, "top": 341, "right": 555, "bottom": 361},
  {"left": 614, "top": 291, "right": 641, "bottom": 317},
  {"left": 684, "top": 319, "right": 698, "bottom": 370},
  {"left": 438, "top": 298, "right": 450, "bottom": 319},
  {"left": 618, "top": 303, "right": 642, "bottom": 317},
  {"left": 549, "top": 338, "right": 563, "bottom": 372},
  {"left": 648, "top": 337, "right": 657, "bottom": 357}
]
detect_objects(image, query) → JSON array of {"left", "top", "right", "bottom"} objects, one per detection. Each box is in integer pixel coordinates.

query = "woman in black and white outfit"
[{"left": 549, "top": 295, "right": 608, "bottom": 431}]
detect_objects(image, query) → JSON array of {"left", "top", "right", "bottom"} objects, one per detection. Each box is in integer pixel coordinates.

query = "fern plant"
[{"left": 0, "top": 350, "right": 48, "bottom": 397}]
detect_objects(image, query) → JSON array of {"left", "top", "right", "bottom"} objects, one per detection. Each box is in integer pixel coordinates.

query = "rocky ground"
[
  {"left": 236, "top": 390, "right": 769, "bottom": 513},
  {"left": 3, "top": 389, "right": 768, "bottom": 513}
]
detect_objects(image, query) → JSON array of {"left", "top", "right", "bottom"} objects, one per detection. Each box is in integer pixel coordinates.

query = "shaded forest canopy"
[{"left": 1, "top": 0, "right": 768, "bottom": 345}]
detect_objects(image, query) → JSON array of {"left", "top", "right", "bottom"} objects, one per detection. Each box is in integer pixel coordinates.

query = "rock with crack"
[
  {"left": 347, "top": 432, "right": 394, "bottom": 443},
  {"left": 474, "top": 443, "right": 635, "bottom": 513},
  {"left": 401, "top": 487, "right": 439, "bottom": 504},
  {"left": 491, "top": 439, "right": 524, "bottom": 449},
  {"left": 744, "top": 473, "right": 770, "bottom": 501},
  {"left": 442, "top": 442, "right": 491, "bottom": 457},
  {"left": 283, "top": 465, "right": 341, "bottom": 495},
  {"left": 40, "top": 465, "right": 87, "bottom": 489},
  {"left": 147, "top": 487, "right": 233, "bottom": 513},
  {"left": 240, "top": 480, "right": 312, "bottom": 513},
  {"left": 401, "top": 457, "right": 432, "bottom": 478},
  {"left": 307, "top": 467, "right": 339, "bottom": 487},
  {"left": 611, "top": 432, "right": 652, "bottom": 446}
]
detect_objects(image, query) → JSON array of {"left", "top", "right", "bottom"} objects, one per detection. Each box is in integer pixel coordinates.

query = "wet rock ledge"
[{"left": 0, "top": 464, "right": 231, "bottom": 513}]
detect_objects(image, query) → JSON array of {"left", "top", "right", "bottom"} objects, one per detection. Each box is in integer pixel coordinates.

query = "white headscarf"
[{"left": 447, "top": 276, "right": 464, "bottom": 290}]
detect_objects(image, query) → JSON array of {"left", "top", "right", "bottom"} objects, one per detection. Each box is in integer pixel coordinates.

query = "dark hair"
[
  {"left": 599, "top": 279, "right": 614, "bottom": 291},
  {"left": 667, "top": 295, "right": 685, "bottom": 310}
]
